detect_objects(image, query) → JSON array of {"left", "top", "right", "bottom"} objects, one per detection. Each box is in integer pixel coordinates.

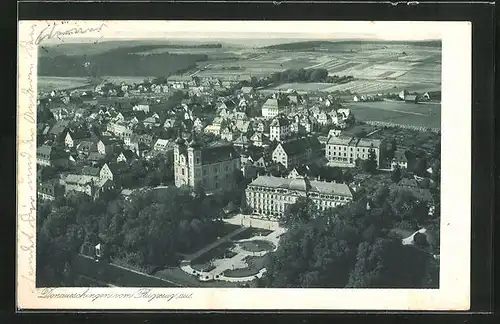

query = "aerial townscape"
[{"left": 36, "top": 38, "right": 441, "bottom": 289}]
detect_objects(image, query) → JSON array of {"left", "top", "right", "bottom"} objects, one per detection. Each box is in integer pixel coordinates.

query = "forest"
[{"left": 38, "top": 45, "right": 208, "bottom": 77}]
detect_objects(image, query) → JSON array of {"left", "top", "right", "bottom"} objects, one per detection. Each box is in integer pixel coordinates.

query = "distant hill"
[
  {"left": 39, "top": 40, "right": 223, "bottom": 58},
  {"left": 38, "top": 43, "right": 209, "bottom": 78},
  {"left": 262, "top": 39, "right": 442, "bottom": 50}
]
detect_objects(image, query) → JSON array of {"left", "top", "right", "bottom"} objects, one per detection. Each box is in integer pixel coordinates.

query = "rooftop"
[
  {"left": 248, "top": 175, "right": 352, "bottom": 197},
  {"left": 277, "top": 136, "right": 322, "bottom": 157}
]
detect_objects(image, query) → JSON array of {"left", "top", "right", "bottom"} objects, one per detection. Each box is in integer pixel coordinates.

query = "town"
[{"left": 36, "top": 42, "right": 441, "bottom": 289}]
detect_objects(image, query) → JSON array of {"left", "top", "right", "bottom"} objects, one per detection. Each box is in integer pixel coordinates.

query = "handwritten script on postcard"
[
  {"left": 17, "top": 20, "right": 110, "bottom": 300},
  {"left": 38, "top": 288, "right": 193, "bottom": 303}
]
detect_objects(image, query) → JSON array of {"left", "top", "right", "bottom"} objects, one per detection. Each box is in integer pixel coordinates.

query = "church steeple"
[
  {"left": 188, "top": 128, "right": 201, "bottom": 148},
  {"left": 175, "top": 127, "right": 185, "bottom": 145}
]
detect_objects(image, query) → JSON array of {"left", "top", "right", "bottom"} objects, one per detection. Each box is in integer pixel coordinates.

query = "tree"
[
  {"left": 391, "top": 164, "right": 402, "bottom": 183},
  {"left": 363, "top": 145, "right": 378, "bottom": 173},
  {"left": 346, "top": 238, "right": 429, "bottom": 288},
  {"left": 412, "top": 157, "right": 428, "bottom": 176},
  {"left": 280, "top": 197, "right": 319, "bottom": 227},
  {"left": 413, "top": 232, "right": 428, "bottom": 247}
]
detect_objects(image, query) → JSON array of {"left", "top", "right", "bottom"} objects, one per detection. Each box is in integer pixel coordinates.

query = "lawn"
[
  {"left": 272, "top": 82, "right": 333, "bottom": 92},
  {"left": 223, "top": 255, "right": 269, "bottom": 278},
  {"left": 238, "top": 240, "right": 275, "bottom": 253},
  {"left": 232, "top": 227, "right": 274, "bottom": 241},
  {"left": 154, "top": 266, "right": 239, "bottom": 287},
  {"left": 346, "top": 101, "right": 441, "bottom": 129},
  {"left": 180, "top": 223, "right": 242, "bottom": 255},
  {"left": 191, "top": 241, "right": 237, "bottom": 266},
  {"left": 38, "top": 76, "right": 91, "bottom": 92}
]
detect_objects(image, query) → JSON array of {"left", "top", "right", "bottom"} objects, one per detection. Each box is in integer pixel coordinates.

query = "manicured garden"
[
  {"left": 223, "top": 255, "right": 270, "bottom": 278},
  {"left": 232, "top": 227, "right": 274, "bottom": 241},
  {"left": 238, "top": 240, "right": 275, "bottom": 253},
  {"left": 190, "top": 241, "right": 237, "bottom": 269}
]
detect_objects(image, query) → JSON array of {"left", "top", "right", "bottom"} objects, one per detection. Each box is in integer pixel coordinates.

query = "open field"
[
  {"left": 268, "top": 79, "right": 439, "bottom": 95},
  {"left": 38, "top": 76, "right": 91, "bottom": 92},
  {"left": 195, "top": 43, "right": 441, "bottom": 92},
  {"left": 346, "top": 101, "right": 441, "bottom": 129}
]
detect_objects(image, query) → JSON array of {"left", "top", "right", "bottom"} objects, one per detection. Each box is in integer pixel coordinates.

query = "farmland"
[
  {"left": 346, "top": 101, "right": 441, "bottom": 129},
  {"left": 38, "top": 76, "right": 91, "bottom": 92},
  {"left": 38, "top": 40, "right": 441, "bottom": 96},
  {"left": 194, "top": 41, "right": 441, "bottom": 95}
]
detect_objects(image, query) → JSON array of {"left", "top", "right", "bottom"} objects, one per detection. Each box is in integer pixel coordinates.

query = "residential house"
[
  {"left": 153, "top": 138, "right": 170, "bottom": 152},
  {"left": 133, "top": 103, "right": 150, "bottom": 113},
  {"left": 234, "top": 120, "right": 252, "bottom": 134},
  {"left": 48, "top": 120, "right": 70, "bottom": 141},
  {"left": 254, "top": 120, "right": 266, "bottom": 133},
  {"left": 272, "top": 136, "right": 323, "bottom": 169},
  {"left": 233, "top": 134, "right": 250, "bottom": 148},
  {"left": 116, "top": 150, "right": 136, "bottom": 163},
  {"left": 269, "top": 117, "right": 291, "bottom": 141},
  {"left": 49, "top": 108, "right": 69, "bottom": 121},
  {"left": 64, "top": 132, "right": 74, "bottom": 148},
  {"left": 193, "top": 118, "right": 204, "bottom": 131},
  {"left": 63, "top": 174, "right": 96, "bottom": 197},
  {"left": 37, "top": 179, "right": 65, "bottom": 201},
  {"left": 106, "top": 122, "right": 133, "bottom": 139},
  {"left": 241, "top": 87, "right": 255, "bottom": 95},
  {"left": 96, "top": 137, "right": 114, "bottom": 156},
  {"left": 221, "top": 127, "right": 238, "bottom": 142},
  {"left": 204, "top": 124, "right": 222, "bottom": 136},
  {"left": 76, "top": 140, "right": 95, "bottom": 157},
  {"left": 81, "top": 166, "right": 100, "bottom": 179},
  {"left": 163, "top": 118, "right": 178, "bottom": 129},
  {"left": 391, "top": 150, "right": 409, "bottom": 170},
  {"left": 143, "top": 116, "right": 159, "bottom": 129},
  {"left": 232, "top": 112, "right": 248, "bottom": 121},
  {"left": 328, "top": 129, "right": 342, "bottom": 138},
  {"left": 250, "top": 132, "right": 265, "bottom": 147},
  {"left": 261, "top": 98, "right": 287, "bottom": 118},
  {"left": 36, "top": 145, "right": 69, "bottom": 167},
  {"left": 317, "top": 111, "right": 332, "bottom": 126},
  {"left": 99, "top": 163, "right": 115, "bottom": 182}
]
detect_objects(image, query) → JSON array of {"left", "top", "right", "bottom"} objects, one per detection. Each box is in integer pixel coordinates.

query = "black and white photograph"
[{"left": 17, "top": 20, "right": 471, "bottom": 310}]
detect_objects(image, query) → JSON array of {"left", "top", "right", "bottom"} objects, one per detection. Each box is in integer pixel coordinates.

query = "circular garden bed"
[{"left": 239, "top": 240, "right": 275, "bottom": 253}]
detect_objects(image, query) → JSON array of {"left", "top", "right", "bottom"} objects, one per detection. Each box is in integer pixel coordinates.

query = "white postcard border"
[{"left": 17, "top": 20, "right": 471, "bottom": 310}]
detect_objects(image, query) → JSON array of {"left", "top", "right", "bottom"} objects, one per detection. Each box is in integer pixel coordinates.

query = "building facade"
[
  {"left": 261, "top": 98, "right": 287, "bottom": 118},
  {"left": 269, "top": 116, "right": 291, "bottom": 141},
  {"left": 245, "top": 175, "right": 353, "bottom": 219},
  {"left": 174, "top": 137, "right": 241, "bottom": 192},
  {"left": 272, "top": 136, "right": 323, "bottom": 169},
  {"left": 326, "top": 136, "right": 383, "bottom": 168}
]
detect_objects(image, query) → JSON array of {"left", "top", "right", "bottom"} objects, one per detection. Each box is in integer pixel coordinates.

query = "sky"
[{"left": 36, "top": 20, "right": 443, "bottom": 46}]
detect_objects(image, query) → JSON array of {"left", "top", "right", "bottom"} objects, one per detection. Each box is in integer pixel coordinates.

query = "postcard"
[{"left": 17, "top": 20, "right": 471, "bottom": 310}]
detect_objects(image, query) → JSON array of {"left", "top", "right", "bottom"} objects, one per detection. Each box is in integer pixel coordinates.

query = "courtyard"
[{"left": 179, "top": 214, "right": 285, "bottom": 283}]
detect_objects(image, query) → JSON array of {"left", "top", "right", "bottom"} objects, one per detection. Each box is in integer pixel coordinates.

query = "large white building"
[
  {"left": 326, "top": 136, "right": 383, "bottom": 168},
  {"left": 245, "top": 175, "right": 353, "bottom": 219}
]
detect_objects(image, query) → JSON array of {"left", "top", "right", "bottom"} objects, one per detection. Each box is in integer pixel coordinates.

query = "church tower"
[
  {"left": 187, "top": 130, "right": 202, "bottom": 187},
  {"left": 174, "top": 129, "right": 188, "bottom": 187}
]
